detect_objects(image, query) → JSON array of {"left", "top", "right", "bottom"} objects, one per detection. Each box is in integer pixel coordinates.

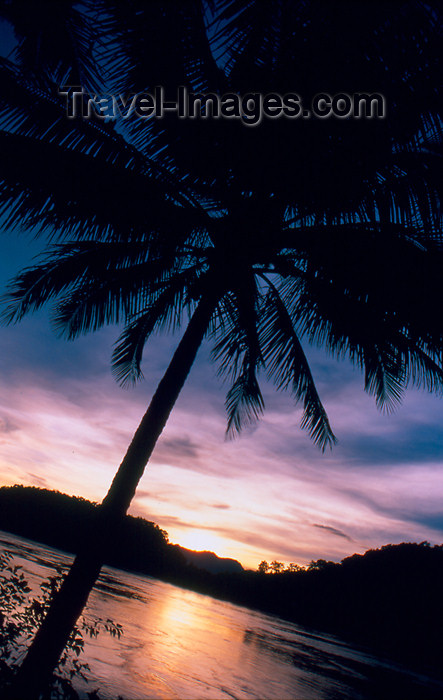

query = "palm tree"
[{"left": 0, "top": 0, "right": 441, "bottom": 696}]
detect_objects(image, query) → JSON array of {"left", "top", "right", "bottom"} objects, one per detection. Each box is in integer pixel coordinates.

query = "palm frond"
[
  {"left": 225, "top": 354, "right": 264, "bottom": 436},
  {"left": 0, "top": 60, "right": 208, "bottom": 239},
  {"left": 276, "top": 221, "right": 443, "bottom": 412},
  {"left": 260, "top": 276, "right": 336, "bottom": 450},
  {"left": 209, "top": 284, "right": 264, "bottom": 436},
  {"left": 362, "top": 345, "right": 405, "bottom": 413},
  {"left": 111, "top": 268, "right": 204, "bottom": 386},
  {"left": 0, "top": 0, "right": 106, "bottom": 90},
  {"left": 1, "top": 240, "right": 205, "bottom": 337}
]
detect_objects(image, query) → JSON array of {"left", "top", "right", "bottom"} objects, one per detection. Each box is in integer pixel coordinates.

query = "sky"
[
  {"left": 0, "top": 17, "right": 442, "bottom": 571},
  {"left": 0, "top": 226, "right": 443, "bottom": 570}
]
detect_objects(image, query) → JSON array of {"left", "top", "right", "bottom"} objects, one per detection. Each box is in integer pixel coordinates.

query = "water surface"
[{"left": 1, "top": 531, "right": 442, "bottom": 700}]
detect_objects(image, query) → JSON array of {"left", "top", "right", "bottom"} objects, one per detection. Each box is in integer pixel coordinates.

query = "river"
[{"left": 1, "top": 531, "right": 442, "bottom": 700}]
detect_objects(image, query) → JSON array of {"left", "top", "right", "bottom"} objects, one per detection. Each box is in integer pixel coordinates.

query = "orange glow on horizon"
[{"left": 169, "top": 529, "right": 232, "bottom": 557}]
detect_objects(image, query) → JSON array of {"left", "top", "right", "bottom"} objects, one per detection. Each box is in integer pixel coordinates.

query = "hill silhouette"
[
  {"left": 0, "top": 485, "right": 442, "bottom": 679},
  {"left": 174, "top": 546, "right": 243, "bottom": 574}
]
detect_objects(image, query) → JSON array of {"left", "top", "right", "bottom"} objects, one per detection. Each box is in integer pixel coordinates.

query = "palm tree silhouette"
[{"left": 0, "top": 0, "right": 442, "bottom": 696}]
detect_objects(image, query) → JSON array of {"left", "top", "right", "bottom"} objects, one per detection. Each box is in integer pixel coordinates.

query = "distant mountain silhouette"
[{"left": 174, "top": 546, "right": 243, "bottom": 574}]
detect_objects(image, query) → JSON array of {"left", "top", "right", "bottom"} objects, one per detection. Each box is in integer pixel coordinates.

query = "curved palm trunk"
[{"left": 9, "top": 291, "right": 218, "bottom": 700}]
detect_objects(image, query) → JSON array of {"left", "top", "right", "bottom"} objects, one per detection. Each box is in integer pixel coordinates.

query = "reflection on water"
[{"left": 1, "top": 530, "right": 442, "bottom": 700}]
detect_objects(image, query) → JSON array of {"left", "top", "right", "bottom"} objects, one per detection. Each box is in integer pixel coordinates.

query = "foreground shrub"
[{"left": 0, "top": 551, "right": 123, "bottom": 699}]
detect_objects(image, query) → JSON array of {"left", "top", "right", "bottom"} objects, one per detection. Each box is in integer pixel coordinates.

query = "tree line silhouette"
[{"left": 0, "top": 486, "right": 184, "bottom": 579}]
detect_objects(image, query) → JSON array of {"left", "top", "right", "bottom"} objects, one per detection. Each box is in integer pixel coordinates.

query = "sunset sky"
[
  {"left": 0, "top": 16, "right": 442, "bottom": 572},
  {"left": 1, "top": 226, "right": 443, "bottom": 570}
]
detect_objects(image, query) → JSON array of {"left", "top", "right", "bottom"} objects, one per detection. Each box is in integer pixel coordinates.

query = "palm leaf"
[
  {"left": 225, "top": 355, "right": 264, "bottom": 436},
  {"left": 112, "top": 266, "right": 207, "bottom": 386},
  {"left": 259, "top": 276, "right": 336, "bottom": 450}
]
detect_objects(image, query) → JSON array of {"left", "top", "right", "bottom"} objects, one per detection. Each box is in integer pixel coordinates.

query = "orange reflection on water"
[
  {"left": 85, "top": 570, "right": 249, "bottom": 699},
  {"left": 134, "top": 584, "right": 246, "bottom": 697}
]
